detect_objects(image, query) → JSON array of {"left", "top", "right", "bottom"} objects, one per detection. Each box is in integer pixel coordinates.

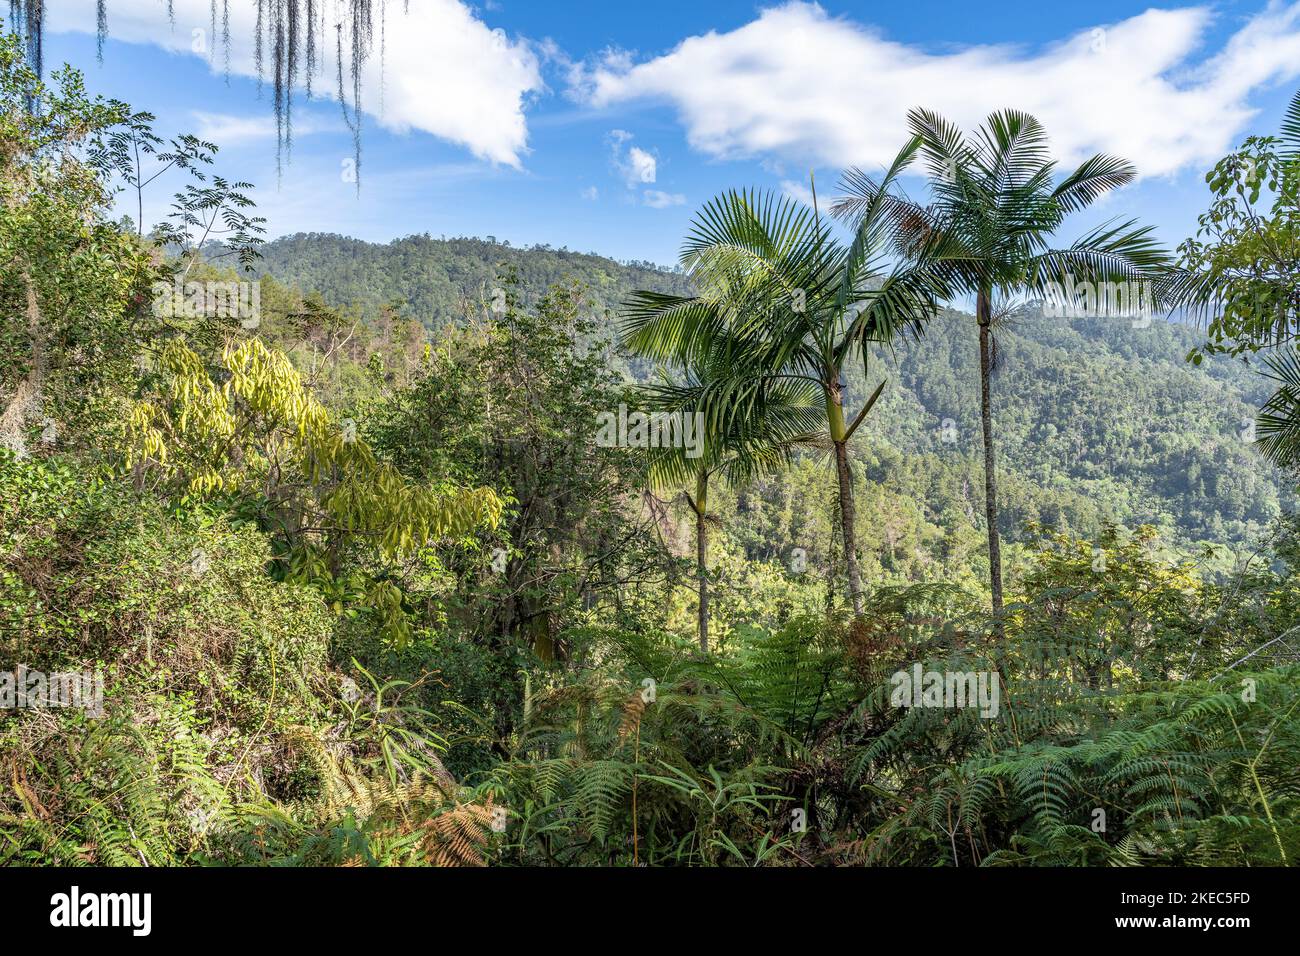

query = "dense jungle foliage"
[{"left": 1, "top": 27, "right": 1298, "bottom": 868}]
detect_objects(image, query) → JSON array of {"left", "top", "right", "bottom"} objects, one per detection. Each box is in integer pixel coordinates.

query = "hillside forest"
[{"left": 2, "top": 22, "right": 1299, "bottom": 868}]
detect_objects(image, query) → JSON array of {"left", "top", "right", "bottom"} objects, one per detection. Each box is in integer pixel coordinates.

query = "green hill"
[
  {"left": 250, "top": 232, "right": 693, "bottom": 330},
  {"left": 249, "top": 232, "right": 1293, "bottom": 556},
  {"left": 858, "top": 311, "right": 1290, "bottom": 548}
]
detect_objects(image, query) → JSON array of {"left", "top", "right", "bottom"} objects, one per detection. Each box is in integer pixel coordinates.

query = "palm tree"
[
  {"left": 624, "top": 141, "right": 958, "bottom": 615},
  {"left": 835, "top": 109, "right": 1171, "bottom": 629},
  {"left": 642, "top": 373, "right": 821, "bottom": 652}
]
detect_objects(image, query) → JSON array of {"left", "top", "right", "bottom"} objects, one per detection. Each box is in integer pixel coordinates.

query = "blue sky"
[{"left": 35, "top": 0, "right": 1300, "bottom": 266}]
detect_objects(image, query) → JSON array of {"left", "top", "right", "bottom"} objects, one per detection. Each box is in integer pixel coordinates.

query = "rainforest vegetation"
[{"left": 2, "top": 20, "right": 1299, "bottom": 868}]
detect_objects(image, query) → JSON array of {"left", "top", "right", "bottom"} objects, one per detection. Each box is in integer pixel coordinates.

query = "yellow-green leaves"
[{"left": 127, "top": 337, "right": 502, "bottom": 559}]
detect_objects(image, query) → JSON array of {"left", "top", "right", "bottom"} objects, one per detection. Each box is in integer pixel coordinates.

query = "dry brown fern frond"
[
  {"left": 419, "top": 799, "right": 494, "bottom": 867},
  {"left": 9, "top": 762, "right": 51, "bottom": 821},
  {"left": 617, "top": 692, "right": 646, "bottom": 742}
]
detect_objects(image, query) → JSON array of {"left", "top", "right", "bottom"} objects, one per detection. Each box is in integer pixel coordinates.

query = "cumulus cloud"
[
  {"left": 50, "top": 0, "right": 543, "bottom": 166},
  {"left": 576, "top": 1, "right": 1300, "bottom": 178},
  {"left": 643, "top": 189, "right": 685, "bottom": 208}
]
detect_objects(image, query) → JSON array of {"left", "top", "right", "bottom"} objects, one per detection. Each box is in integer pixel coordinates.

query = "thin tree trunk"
[
  {"left": 827, "top": 381, "right": 864, "bottom": 616},
  {"left": 695, "top": 471, "right": 709, "bottom": 654},
  {"left": 0, "top": 270, "right": 44, "bottom": 455},
  {"left": 977, "top": 288, "right": 1004, "bottom": 635}
]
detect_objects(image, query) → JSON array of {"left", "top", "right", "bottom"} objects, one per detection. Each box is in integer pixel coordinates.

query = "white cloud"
[
  {"left": 627, "top": 146, "right": 658, "bottom": 184},
  {"left": 607, "top": 133, "right": 679, "bottom": 206},
  {"left": 780, "top": 178, "right": 815, "bottom": 207},
  {"left": 581, "top": 185, "right": 600, "bottom": 200},
  {"left": 50, "top": 0, "right": 543, "bottom": 166},
  {"left": 643, "top": 189, "right": 685, "bottom": 208},
  {"left": 577, "top": 1, "right": 1300, "bottom": 178},
  {"left": 608, "top": 129, "right": 659, "bottom": 186}
]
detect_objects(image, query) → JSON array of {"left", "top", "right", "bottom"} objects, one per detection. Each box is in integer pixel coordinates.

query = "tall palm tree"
[
  {"left": 835, "top": 109, "right": 1171, "bottom": 629},
  {"left": 642, "top": 373, "right": 821, "bottom": 652},
  {"left": 624, "top": 140, "right": 958, "bottom": 615}
]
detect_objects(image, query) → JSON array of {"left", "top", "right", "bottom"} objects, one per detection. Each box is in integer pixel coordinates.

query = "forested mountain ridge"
[
  {"left": 250, "top": 232, "right": 693, "bottom": 329},
  {"left": 861, "top": 311, "right": 1290, "bottom": 549},
  {"left": 249, "top": 232, "right": 1292, "bottom": 554}
]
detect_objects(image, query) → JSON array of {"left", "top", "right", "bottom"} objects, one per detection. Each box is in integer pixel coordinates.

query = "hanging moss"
[
  {"left": 9, "top": 0, "right": 390, "bottom": 188},
  {"left": 222, "top": 0, "right": 230, "bottom": 80},
  {"left": 96, "top": 0, "right": 106, "bottom": 62},
  {"left": 259, "top": 0, "right": 376, "bottom": 190},
  {"left": 8, "top": 0, "right": 44, "bottom": 80}
]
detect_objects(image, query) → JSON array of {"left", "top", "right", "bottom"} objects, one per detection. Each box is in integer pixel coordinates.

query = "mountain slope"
[
  {"left": 860, "top": 313, "right": 1289, "bottom": 548},
  {"left": 250, "top": 232, "right": 1293, "bottom": 553},
  {"left": 252, "top": 232, "right": 693, "bottom": 330}
]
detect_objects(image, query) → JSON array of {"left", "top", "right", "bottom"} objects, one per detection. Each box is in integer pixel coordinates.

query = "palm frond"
[
  {"left": 620, "top": 292, "right": 728, "bottom": 366},
  {"left": 1052, "top": 153, "right": 1137, "bottom": 213},
  {"left": 1029, "top": 218, "right": 1171, "bottom": 292},
  {"left": 1280, "top": 88, "right": 1300, "bottom": 159},
  {"left": 1257, "top": 348, "right": 1300, "bottom": 468}
]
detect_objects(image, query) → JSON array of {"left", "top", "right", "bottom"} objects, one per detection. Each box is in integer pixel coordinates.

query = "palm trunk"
[
  {"left": 977, "top": 288, "right": 1004, "bottom": 634},
  {"left": 827, "top": 382, "right": 864, "bottom": 616},
  {"left": 695, "top": 471, "right": 709, "bottom": 654}
]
